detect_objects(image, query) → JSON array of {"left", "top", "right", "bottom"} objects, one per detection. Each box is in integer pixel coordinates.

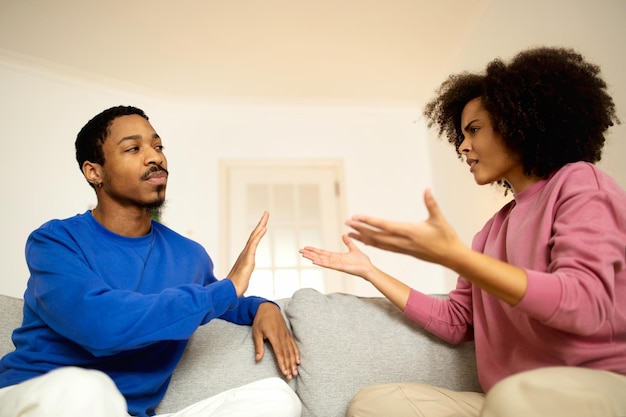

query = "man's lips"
[{"left": 142, "top": 166, "right": 169, "bottom": 185}]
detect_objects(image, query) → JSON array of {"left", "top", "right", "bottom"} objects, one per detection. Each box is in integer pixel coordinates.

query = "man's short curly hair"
[
  {"left": 423, "top": 46, "right": 619, "bottom": 183},
  {"left": 75, "top": 105, "right": 149, "bottom": 189}
]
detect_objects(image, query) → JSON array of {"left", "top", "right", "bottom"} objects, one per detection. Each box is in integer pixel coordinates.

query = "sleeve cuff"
[
  {"left": 515, "top": 270, "right": 562, "bottom": 321},
  {"left": 403, "top": 289, "right": 436, "bottom": 327}
]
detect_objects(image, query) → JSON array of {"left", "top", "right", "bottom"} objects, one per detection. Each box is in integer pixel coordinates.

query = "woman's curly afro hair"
[{"left": 423, "top": 46, "right": 619, "bottom": 183}]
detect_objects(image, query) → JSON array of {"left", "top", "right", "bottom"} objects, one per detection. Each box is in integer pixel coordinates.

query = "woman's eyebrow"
[{"left": 463, "top": 119, "right": 479, "bottom": 132}]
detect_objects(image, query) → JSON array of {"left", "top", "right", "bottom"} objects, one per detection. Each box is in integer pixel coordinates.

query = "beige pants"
[
  {"left": 0, "top": 367, "right": 301, "bottom": 417},
  {"left": 347, "top": 367, "right": 626, "bottom": 417}
]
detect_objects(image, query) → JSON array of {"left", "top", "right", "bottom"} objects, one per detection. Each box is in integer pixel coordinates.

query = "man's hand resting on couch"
[{"left": 253, "top": 302, "right": 300, "bottom": 381}]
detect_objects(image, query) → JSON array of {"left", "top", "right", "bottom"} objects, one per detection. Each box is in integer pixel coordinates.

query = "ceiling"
[{"left": 0, "top": 0, "right": 492, "bottom": 105}]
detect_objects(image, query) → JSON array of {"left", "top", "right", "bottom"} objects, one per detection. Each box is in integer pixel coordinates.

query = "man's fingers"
[
  {"left": 291, "top": 339, "right": 301, "bottom": 366},
  {"left": 266, "top": 335, "right": 298, "bottom": 380},
  {"left": 253, "top": 330, "right": 265, "bottom": 362},
  {"left": 274, "top": 345, "right": 291, "bottom": 379},
  {"left": 278, "top": 338, "right": 300, "bottom": 379},
  {"left": 244, "top": 211, "right": 269, "bottom": 249}
]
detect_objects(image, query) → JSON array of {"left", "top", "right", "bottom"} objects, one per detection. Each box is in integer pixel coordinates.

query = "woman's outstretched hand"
[
  {"left": 346, "top": 189, "right": 462, "bottom": 267},
  {"left": 300, "top": 234, "right": 375, "bottom": 280},
  {"left": 302, "top": 188, "right": 527, "bottom": 306}
]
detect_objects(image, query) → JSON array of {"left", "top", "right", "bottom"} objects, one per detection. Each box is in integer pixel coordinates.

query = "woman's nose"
[{"left": 459, "top": 137, "right": 471, "bottom": 154}]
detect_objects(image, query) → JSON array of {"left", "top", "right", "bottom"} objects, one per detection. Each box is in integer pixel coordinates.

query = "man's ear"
[{"left": 82, "top": 161, "right": 103, "bottom": 188}]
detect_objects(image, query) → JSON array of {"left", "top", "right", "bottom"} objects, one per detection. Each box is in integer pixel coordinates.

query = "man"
[{"left": 0, "top": 106, "right": 301, "bottom": 417}]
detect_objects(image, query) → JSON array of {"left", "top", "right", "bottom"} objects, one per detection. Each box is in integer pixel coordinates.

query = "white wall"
[
  {"left": 427, "top": 0, "right": 626, "bottom": 286},
  {"left": 0, "top": 58, "right": 445, "bottom": 298},
  {"left": 1, "top": 0, "right": 625, "bottom": 299}
]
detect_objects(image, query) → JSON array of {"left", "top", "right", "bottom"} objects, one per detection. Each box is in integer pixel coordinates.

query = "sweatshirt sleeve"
[
  {"left": 23, "top": 223, "right": 252, "bottom": 357},
  {"left": 218, "top": 294, "right": 272, "bottom": 324},
  {"left": 515, "top": 168, "right": 626, "bottom": 335},
  {"left": 403, "top": 278, "right": 475, "bottom": 345}
]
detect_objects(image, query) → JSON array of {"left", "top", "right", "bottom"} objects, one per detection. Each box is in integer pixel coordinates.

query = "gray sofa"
[{"left": 0, "top": 288, "right": 481, "bottom": 417}]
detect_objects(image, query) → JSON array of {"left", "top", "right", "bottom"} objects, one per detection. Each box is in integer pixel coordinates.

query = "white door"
[{"left": 220, "top": 160, "right": 348, "bottom": 299}]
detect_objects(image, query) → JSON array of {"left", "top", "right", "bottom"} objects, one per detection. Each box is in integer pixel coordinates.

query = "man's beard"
[
  {"left": 140, "top": 165, "right": 169, "bottom": 221},
  {"left": 143, "top": 189, "right": 166, "bottom": 222}
]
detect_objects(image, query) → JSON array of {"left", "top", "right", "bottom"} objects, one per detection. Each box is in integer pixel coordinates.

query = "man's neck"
[{"left": 91, "top": 205, "right": 152, "bottom": 237}]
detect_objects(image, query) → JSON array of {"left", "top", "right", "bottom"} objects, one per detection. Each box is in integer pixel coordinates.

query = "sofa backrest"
[
  {"left": 0, "top": 294, "right": 23, "bottom": 357},
  {"left": 157, "top": 298, "right": 294, "bottom": 413},
  {"left": 0, "top": 290, "right": 481, "bottom": 417},
  {"left": 161, "top": 288, "right": 480, "bottom": 417},
  {"left": 284, "top": 288, "right": 480, "bottom": 417}
]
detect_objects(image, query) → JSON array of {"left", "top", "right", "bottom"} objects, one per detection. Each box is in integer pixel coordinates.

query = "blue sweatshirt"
[{"left": 0, "top": 211, "right": 268, "bottom": 416}]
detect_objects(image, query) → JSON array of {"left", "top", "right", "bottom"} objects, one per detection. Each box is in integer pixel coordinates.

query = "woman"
[{"left": 300, "top": 47, "right": 626, "bottom": 417}]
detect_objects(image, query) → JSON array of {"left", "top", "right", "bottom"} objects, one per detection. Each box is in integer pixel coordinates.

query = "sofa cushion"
[
  {"left": 286, "top": 288, "right": 481, "bottom": 417},
  {"left": 156, "top": 298, "right": 296, "bottom": 413}
]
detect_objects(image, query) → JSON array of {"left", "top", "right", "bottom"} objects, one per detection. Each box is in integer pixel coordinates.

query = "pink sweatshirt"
[{"left": 404, "top": 162, "right": 626, "bottom": 392}]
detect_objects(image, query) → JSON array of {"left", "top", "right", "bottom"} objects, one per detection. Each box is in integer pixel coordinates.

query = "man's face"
[{"left": 98, "top": 114, "right": 168, "bottom": 210}]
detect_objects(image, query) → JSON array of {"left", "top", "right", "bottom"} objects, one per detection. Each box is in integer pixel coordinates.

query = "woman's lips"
[
  {"left": 467, "top": 158, "right": 478, "bottom": 173},
  {"left": 467, "top": 159, "right": 478, "bottom": 173}
]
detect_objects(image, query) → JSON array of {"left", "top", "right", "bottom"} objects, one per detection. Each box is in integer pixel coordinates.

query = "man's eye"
[
  {"left": 126, "top": 146, "right": 139, "bottom": 152},
  {"left": 155, "top": 145, "right": 164, "bottom": 151}
]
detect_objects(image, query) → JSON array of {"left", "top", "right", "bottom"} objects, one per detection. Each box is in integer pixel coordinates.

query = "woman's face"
[{"left": 458, "top": 98, "right": 536, "bottom": 193}]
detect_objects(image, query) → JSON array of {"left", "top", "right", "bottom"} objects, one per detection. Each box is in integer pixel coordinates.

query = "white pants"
[{"left": 0, "top": 367, "right": 301, "bottom": 417}]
